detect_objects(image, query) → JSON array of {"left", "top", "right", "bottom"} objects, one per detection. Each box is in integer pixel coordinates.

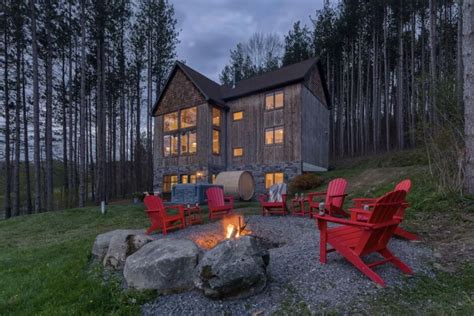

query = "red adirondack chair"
[
  {"left": 259, "top": 183, "right": 288, "bottom": 216},
  {"left": 308, "top": 178, "right": 348, "bottom": 217},
  {"left": 351, "top": 179, "right": 419, "bottom": 241},
  {"left": 206, "top": 187, "right": 234, "bottom": 220},
  {"left": 144, "top": 195, "right": 185, "bottom": 235},
  {"left": 316, "top": 190, "right": 413, "bottom": 287}
]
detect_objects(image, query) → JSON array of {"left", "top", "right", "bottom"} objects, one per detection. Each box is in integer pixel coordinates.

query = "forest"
[{"left": 0, "top": 0, "right": 466, "bottom": 218}]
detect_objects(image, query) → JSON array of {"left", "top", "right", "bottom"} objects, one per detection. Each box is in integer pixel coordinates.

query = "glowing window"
[
  {"left": 212, "top": 129, "right": 220, "bottom": 154},
  {"left": 265, "top": 127, "right": 284, "bottom": 145},
  {"left": 233, "top": 147, "right": 243, "bottom": 157},
  {"left": 163, "top": 174, "right": 178, "bottom": 193},
  {"left": 164, "top": 111, "right": 178, "bottom": 131},
  {"left": 180, "top": 132, "right": 188, "bottom": 154},
  {"left": 189, "top": 131, "right": 197, "bottom": 154},
  {"left": 212, "top": 107, "right": 221, "bottom": 126},
  {"left": 265, "top": 90, "right": 284, "bottom": 110},
  {"left": 180, "top": 107, "right": 197, "bottom": 128},
  {"left": 265, "top": 172, "right": 284, "bottom": 189},
  {"left": 233, "top": 111, "right": 244, "bottom": 121}
]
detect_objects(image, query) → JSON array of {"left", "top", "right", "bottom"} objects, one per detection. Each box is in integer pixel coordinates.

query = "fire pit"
[{"left": 223, "top": 214, "right": 250, "bottom": 239}]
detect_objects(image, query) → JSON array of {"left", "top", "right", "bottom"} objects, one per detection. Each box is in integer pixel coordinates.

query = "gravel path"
[{"left": 142, "top": 215, "right": 434, "bottom": 315}]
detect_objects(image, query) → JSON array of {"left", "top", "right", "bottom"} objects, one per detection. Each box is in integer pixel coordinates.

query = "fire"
[{"left": 223, "top": 214, "right": 247, "bottom": 239}]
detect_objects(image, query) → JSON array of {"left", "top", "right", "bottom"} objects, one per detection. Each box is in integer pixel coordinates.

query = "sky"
[{"left": 172, "top": 0, "right": 325, "bottom": 82}]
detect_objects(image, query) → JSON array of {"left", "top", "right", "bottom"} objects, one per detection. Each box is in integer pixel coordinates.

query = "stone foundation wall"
[{"left": 154, "top": 162, "right": 302, "bottom": 198}]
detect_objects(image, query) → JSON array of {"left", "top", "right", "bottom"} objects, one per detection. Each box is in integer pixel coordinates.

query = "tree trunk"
[
  {"left": 3, "top": 2, "right": 11, "bottom": 219},
  {"left": 429, "top": 0, "right": 437, "bottom": 121},
  {"left": 30, "top": 0, "right": 41, "bottom": 213},
  {"left": 79, "top": 0, "right": 86, "bottom": 207},
  {"left": 22, "top": 51, "right": 32, "bottom": 214},
  {"left": 384, "top": 5, "right": 390, "bottom": 151},
  {"left": 45, "top": 0, "right": 54, "bottom": 212},
  {"left": 463, "top": 0, "right": 474, "bottom": 193},
  {"left": 397, "top": 3, "right": 405, "bottom": 149},
  {"left": 13, "top": 8, "right": 22, "bottom": 216}
]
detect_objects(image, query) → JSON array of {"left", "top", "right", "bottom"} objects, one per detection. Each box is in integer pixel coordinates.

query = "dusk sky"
[{"left": 172, "top": 0, "right": 325, "bottom": 82}]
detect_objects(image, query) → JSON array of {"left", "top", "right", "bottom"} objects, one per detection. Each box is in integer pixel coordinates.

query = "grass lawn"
[{"left": 1, "top": 150, "right": 473, "bottom": 314}]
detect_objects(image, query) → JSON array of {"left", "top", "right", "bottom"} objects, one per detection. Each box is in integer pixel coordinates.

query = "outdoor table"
[
  {"left": 183, "top": 205, "right": 202, "bottom": 225},
  {"left": 290, "top": 197, "right": 312, "bottom": 217}
]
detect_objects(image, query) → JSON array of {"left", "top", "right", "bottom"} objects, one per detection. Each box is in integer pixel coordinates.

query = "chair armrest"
[
  {"left": 349, "top": 208, "right": 371, "bottom": 220},
  {"left": 281, "top": 194, "right": 287, "bottom": 203},
  {"left": 146, "top": 209, "right": 160, "bottom": 213},
  {"left": 329, "top": 193, "right": 348, "bottom": 198},
  {"left": 352, "top": 197, "right": 377, "bottom": 208},
  {"left": 315, "top": 214, "right": 373, "bottom": 227}
]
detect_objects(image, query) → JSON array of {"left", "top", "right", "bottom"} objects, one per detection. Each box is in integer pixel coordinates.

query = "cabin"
[{"left": 152, "top": 57, "right": 331, "bottom": 195}]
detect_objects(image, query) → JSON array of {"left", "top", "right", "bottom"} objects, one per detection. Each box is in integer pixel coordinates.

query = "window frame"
[
  {"left": 163, "top": 174, "right": 178, "bottom": 193},
  {"left": 232, "top": 111, "right": 244, "bottom": 121},
  {"left": 212, "top": 106, "right": 221, "bottom": 127},
  {"left": 233, "top": 147, "right": 244, "bottom": 157},
  {"left": 212, "top": 128, "right": 221, "bottom": 155},
  {"left": 265, "top": 126, "right": 284, "bottom": 145},
  {"left": 265, "top": 172, "right": 285, "bottom": 189},
  {"left": 162, "top": 107, "right": 198, "bottom": 158},
  {"left": 265, "top": 90, "right": 284, "bottom": 111}
]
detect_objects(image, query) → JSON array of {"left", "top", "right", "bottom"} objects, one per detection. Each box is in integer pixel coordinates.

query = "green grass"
[{"left": 0, "top": 205, "right": 155, "bottom": 315}]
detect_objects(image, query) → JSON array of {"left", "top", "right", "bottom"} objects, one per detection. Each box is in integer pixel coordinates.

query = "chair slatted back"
[
  {"left": 395, "top": 179, "right": 411, "bottom": 193},
  {"left": 354, "top": 190, "right": 407, "bottom": 256},
  {"left": 144, "top": 195, "right": 165, "bottom": 224},
  {"left": 206, "top": 187, "right": 225, "bottom": 209},
  {"left": 325, "top": 178, "right": 347, "bottom": 209}
]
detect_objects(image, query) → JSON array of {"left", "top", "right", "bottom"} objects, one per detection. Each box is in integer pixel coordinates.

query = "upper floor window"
[
  {"left": 265, "top": 126, "right": 284, "bottom": 145},
  {"left": 212, "top": 107, "right": 221, "bottom": 126},
  {"left": 212, "top": 129, "right": 220, "bottom": 155},
  {"left": 181, "top": 107, "right": 197, "bottom": 128},
  {"left": 179, "top": 130, "right": 197, "bottom": 154},
  {"left": 233, "top": 111, "right": 244, "bottom": 121},
  {"left": 265, "top": 90, "right": 284, "bottom": 110},
  {"left": 164, "top": 111, "right": 179, "bottom": 131}
]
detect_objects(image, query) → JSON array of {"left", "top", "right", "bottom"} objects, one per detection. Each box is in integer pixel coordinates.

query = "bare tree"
[
  {"left": 79, "top": 0, "right": 86, "bottom": 206},
  {"left": 3, "top": 0, "right": 12, "bottom": 218},
  {"left": 463, "top": 0, "right": 474, "bottom": 193}
]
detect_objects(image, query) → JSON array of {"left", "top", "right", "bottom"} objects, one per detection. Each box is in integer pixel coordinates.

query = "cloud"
[{"left": 172, "top": 0, "right": 324, "bottom": 82}]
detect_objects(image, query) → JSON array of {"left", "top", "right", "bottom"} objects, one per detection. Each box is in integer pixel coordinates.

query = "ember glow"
[{"left": 223, "top": 214, "right": 248, "bottom": 239}]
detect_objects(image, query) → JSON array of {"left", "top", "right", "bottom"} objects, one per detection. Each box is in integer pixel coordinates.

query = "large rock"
[
  {"left": 194, "top": 235, "right": 269, "bottom": 299},
  {"left": 91, "top": 229, "right": 152, "bottom": 269},
  {"left": 124, "top": 238, "right": 201, "bottom": 293}
]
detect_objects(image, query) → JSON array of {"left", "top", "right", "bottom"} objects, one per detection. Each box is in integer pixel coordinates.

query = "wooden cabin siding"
[
  {"left": 301, "top": 85, "right": 329, "bottom": 169},
  {"left": 154, "top": 68, "right": 205, "bottom": 116},
  {"left": 304, "top": 66, "right": 327, "bottom": 107},
  {"left": 226, "top": 83, "right": 302, "bottom": 168}
]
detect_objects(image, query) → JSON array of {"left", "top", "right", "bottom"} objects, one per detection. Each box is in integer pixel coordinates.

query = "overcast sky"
[{"left": 172, "top": 0, "right": 325, "bottom": 83}]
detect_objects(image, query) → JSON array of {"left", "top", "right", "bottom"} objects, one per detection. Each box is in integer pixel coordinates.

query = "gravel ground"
[{"left": 142, "top": 215, "right": 434, "bottom": 315}]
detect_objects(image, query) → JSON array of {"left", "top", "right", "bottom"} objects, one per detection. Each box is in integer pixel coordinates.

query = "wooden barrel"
[{"left": 215, "top": 171, "right": 255, "bottom": 201}]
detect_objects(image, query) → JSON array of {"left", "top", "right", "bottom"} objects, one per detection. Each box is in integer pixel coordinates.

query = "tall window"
[
  {"left": 265, "top": 126, "right": 284, "bottom": 145},
  {"left": 265, "top": 90, "right": 284, "bottom": 110},
  {"left": 164, "top": 111, "right": 178, "bottom": 131},
  {"left": 163, "top": 174, "right": 178, "bottom": 193},
  {"left": 212, "top": 107, "right": 221, "bottom": 126},
  {"left": 163, "top": 107, "right": 197, "bottom": 157},
  {"left": 180, "top": 130, "right": 197, "bottom": 154},
  {"left": 181, "top": 107, "right": 197, "bottom": 128},
  {"left": 212, "top": 129, "right": 220, "bottom": 154},
  {"left": 163, "top": 134, "right": 179, "bottom": 156},
  {"left": 265, "top": 172, "right": 284, "bottom": 189}
]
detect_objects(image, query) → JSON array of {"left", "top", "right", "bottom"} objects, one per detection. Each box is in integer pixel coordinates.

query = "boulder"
[
  {"left": 124, "top": 238, "right": 201, "bottom": 293},
  {"left": 91, "top": 229, "right": 151, "bottom": 268},
  {"left": 194, "top": 235, "right": 269, "bottom": 299},
  {"left": 103, "top": 232, "right": 154, "bottom": 269}
]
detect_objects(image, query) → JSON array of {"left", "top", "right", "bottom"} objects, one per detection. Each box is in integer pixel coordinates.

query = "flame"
[{"left": 226, "top": 224, "right": 235, "bottom": 238}]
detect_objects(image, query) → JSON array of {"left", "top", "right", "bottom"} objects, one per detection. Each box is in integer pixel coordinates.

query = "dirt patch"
[{"left": 346, "top": 167, "right": 413, "bottom": 194}]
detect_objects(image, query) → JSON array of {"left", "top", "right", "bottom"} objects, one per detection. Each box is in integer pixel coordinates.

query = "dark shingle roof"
[
  {"left": 220, "top": 57, "right": 318, "bottom": 100},
  {"left": 152, "top": 57, "right": 326, "bottom": 115}
]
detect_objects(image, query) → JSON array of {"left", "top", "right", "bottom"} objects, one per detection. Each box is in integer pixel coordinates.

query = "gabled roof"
[
  {"left": 220, "top": 57, "right": 319, "bottom": 100},
  {"left": 152, "top": 57, "right": 329, "bottom": 116}
]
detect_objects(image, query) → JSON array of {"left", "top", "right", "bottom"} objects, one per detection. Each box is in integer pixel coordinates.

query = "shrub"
[{"left": 289, "top": 173, "right": 324, "bottom": 193}]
